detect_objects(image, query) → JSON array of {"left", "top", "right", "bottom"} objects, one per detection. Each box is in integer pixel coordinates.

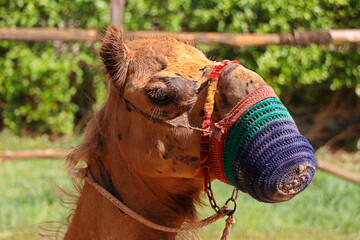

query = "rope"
[
  {"left": 220, "top": 217, "right": 236, "bottom": 240},
  {"left": 119, "top": 95, "right": 211, "bottom": 133},
  {"left": 68, "top": 168, "right": 228, "bottom": 233}
]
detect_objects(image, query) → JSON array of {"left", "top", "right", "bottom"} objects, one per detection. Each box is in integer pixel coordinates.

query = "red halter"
[{"left": 197, "top": 60, "right": 241, "bottom": 192}]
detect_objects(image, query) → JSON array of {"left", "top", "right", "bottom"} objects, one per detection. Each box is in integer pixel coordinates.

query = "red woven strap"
[
  {"left": 211, "top": 85, "right": 278, "bottom": 184},
  {"left": 197, "top": 60, "right": 240, "bottom": 192}
]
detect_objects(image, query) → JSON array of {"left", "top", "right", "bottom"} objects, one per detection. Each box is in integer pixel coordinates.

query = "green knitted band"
[{"left": 222, "top": 97, "right": 294, "bottom": 186}]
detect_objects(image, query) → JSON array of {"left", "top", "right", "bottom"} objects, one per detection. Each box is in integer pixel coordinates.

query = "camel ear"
[{"left": 100, "top": 26, "right": 130, "bottom": 88}]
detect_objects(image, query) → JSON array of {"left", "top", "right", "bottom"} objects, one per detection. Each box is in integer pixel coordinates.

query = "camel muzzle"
[{"left": 210, "top": 85, "right": 316, "bottom": 203}]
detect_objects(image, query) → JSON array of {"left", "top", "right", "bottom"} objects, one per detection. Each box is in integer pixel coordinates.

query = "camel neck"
[
  {"left": 64, "top": 96, "right": 204, "bottom": 239},
  {"left": 64, "top": 155, "right": 203, "bottom": 240}
]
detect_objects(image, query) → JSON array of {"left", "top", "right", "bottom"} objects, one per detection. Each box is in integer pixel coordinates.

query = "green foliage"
[
  {"left": 0, "top": 0, "right": 109, "bottom": 135},
  {"left": 0, "top": 42, "right": 103, "bottom": 134},
  {"left": 1, "top": 0, "right": 359, "bottom": 135},
  {"left": 0, "top": 0, "right": 109, "bottom": 28}
]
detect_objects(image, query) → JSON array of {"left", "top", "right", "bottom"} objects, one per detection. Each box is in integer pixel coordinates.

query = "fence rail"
[
  {"left": 1, "top": 149, "right": 360, "bottom": 185},
  {"left": 0, "top": 149, "right": 68, "bottom": 162},
  {"left": 1, "top": 27, "right": 359, "bottom": 46}
]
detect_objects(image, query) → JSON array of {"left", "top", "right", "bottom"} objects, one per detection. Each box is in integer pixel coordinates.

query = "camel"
[{"left": 59, "top": 26, "right": 315, "bottom": 240}]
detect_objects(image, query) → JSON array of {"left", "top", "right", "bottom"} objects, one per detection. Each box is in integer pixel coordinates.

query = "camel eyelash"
[{"left": 146, "top": 87, "right": 174, "bottom": 105}]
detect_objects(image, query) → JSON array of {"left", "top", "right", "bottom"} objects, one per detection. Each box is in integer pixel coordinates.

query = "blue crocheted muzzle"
[{"left": 211, "top": 85, "right": 316, "bottom": 203}]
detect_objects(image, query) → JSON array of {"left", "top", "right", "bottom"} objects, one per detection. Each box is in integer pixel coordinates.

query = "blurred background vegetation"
[
  {"left": 0, "top": 1, "right": 360, "bottom": 239},
  {"left": 0, "top": 0, "right": 359, "bottom": 151}
]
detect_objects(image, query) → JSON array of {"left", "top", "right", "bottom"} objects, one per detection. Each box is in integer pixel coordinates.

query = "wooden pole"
[
  {"left": 317, "top": 160, "right": 360, "bottom": 185},
  {"left": 0, "top": 27, "right": 100, "bottom": 42},
  {"left": 0, "top": 149, "right": 69, "bottom": 162},
  {"left": 125, "top": 31, "right": 283, "bottom": 46},
  {"left": 330, "top": 29, "right": 360, "bottom": 45},
  {"left": 110, "top": 0, "right": 126, "bottom": 27},
  {"left": 1, "top": 27, "right": 360, "bottom": 46},
  {"left": 1, "top": 148, "right": 360, "bottom": 185}
]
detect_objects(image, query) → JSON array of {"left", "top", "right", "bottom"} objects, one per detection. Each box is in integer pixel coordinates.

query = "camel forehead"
[
  {"left": 125, "top": 38, "right": 213, "bottom": 90},
  {"left": 127, "top": 37, "right": 210, "bottom": 63}
]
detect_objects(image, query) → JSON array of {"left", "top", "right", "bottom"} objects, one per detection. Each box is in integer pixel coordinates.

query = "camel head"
[
  {"left": 62, "top": 26, "right": 317, "bottom": 239},
  {"left": 78, "top": 26, "right": 315, "bottom": 207}
]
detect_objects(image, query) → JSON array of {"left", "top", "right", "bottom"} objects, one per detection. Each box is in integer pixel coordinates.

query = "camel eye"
[
  {"left": 145, "top": 76, "right": 196, "bottom": 115},
  {"left": 146, "top": 86, "right": 174, "bottom": 105},
  {"left": 145, "top": 80, "right": 177, "bottom": 105}
]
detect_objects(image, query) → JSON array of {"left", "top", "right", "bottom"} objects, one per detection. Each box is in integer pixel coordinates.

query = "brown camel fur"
[{"left": 61, "top": 26, "right": 265, "bottom": 240}]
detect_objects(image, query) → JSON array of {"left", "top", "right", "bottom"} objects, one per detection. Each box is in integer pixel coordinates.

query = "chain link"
[
  {"left": 206, "top": 178, "right": 221, "bottom": 213},
  {"left": 206, "top": 177, "right": 240, "bottom": 217}
]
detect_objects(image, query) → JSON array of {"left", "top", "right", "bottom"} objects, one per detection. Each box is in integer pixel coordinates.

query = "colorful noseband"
[{"left": 211, "top": 85, "right": 316, "bottom": 203}]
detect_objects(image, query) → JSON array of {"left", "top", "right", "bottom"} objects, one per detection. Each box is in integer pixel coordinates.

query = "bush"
[
  {"left": 0, "top": 0, "right": 109, "bottom": 134},
  {"left": 0, "top": 0, "right": 359, "bottom": 138}
]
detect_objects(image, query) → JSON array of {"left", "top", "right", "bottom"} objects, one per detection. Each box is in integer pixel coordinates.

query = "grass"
[
  {"left": 198, "top": 174, "right": 360, "bottom": 239},
  {"left": 1, "top": 131, "right": 360, "bottom": 239},
  {"left": 0, "top": 130, "right": 81, "bottom": 151},
  {"left": 0, "top": 159, "right": 72, "bottom": 232}
]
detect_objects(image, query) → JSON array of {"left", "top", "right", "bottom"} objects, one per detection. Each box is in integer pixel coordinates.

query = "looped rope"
[{"left": 68, "top": 168, "right": 233, "bottom": 233}]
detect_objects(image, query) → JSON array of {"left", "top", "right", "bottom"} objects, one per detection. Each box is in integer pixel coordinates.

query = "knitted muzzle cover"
[
  {"left": 198, "top": 60, "right": 317, "bottom": 203},
  {"left": 210, "top": 85, "right": 316, "bottom": 203}
]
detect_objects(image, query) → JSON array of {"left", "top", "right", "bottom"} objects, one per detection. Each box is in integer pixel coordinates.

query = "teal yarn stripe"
[{"left": 222, "top": 98, "right": 294, "bottom": 186}]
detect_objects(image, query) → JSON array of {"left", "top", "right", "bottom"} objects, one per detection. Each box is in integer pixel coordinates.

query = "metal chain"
[
  {"left": 206, "top": 178, "right": 221, "bottom": 213},
  {"left": 206, "top": 178, "right": 239, "bottom": 240},
  {"left": 206, "top": 177, "right": 239, "bottom": 217}
]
